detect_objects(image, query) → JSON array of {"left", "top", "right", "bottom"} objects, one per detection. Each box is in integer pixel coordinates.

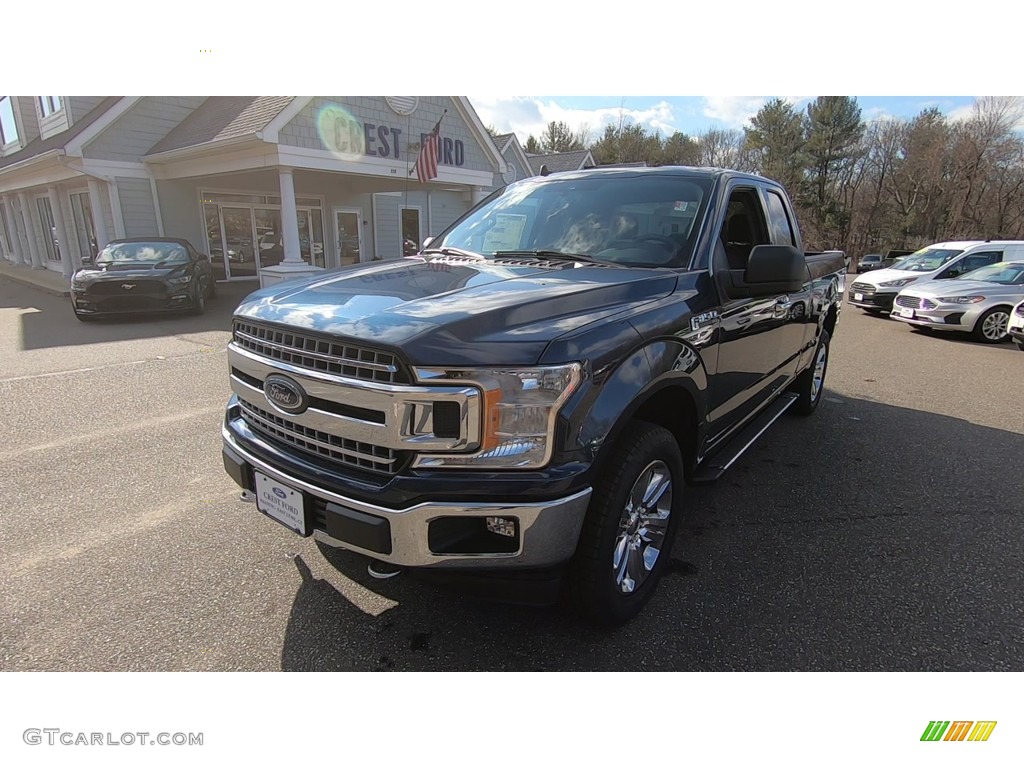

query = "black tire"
[
  {"left": 789, "top": 329, "right": 830, "bottom": 416},
  {"left": 207, "top": 276, "right": 217, "bottom": 299},
  {"left": 191, "top": 280, "right": 207, "bottom": 315},
  {"left": 972, "top": 306, "right": 1011, "bottom": 344},
  {"left": 569, "top": 421, "right": 685, "bottom": 627},
  {"left": 1016, "top": 340, "right": 1024, "bottom": 352}
]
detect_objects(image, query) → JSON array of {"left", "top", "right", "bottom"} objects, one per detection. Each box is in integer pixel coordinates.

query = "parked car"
[
  {"left": 1007, "top": 298, "right": 1024, "bottom": 350},
  {"left": 891, "top": 260, "right": 1024, "bottom": 343},
  {"left": 856, "top": 253, "right": 885, "bottom": 273},
  {"left": 220, "top": 166, "right": 845, "bottom": 625},
  {"left": 847, "top": 240, "right": 1024, "bottom": 315},
  {"left": 70, "top": 238, "right": 216, "bottom": 321},
  {"left": 878, "top": 249, "right": 914, "bottom": 270}
]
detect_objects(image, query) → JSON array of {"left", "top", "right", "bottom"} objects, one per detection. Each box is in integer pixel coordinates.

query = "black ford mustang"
[{"left": 70, "top": 238, "right": 216, "bottom": 321}]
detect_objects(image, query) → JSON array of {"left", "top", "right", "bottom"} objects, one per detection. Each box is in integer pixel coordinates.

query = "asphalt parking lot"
[{"left": 1, "top": 277, "right": 1021, "bottom": 671}]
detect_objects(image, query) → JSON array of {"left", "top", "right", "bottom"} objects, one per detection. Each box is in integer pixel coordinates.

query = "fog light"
[{"left": 486, "top": 516, "right": 517, "bottom": 538}]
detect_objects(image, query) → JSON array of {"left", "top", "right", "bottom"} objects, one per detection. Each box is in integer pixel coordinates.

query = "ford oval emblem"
[
  {"left": 273, "top": 487, "right": 287, "bottom": 499},
  {"left": 264, "top": 374, "right": 308, "bottom": 415}
]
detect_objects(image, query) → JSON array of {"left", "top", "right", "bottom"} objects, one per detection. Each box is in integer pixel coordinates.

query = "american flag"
[{"left": 413, "top": 116, "right": 443, "bottom": 183}]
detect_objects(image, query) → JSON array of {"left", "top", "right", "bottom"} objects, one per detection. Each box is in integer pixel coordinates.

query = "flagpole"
[{"left": 409, "top": 109, "right": 447, "bottom": 182}]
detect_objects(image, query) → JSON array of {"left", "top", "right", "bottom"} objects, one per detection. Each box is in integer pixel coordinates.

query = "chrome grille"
[
  {"left": 895, "top": 295, "right": 921, "bottom": 309},
  {"left": 232, "top": 321, "right": 403, "bottom": 384},
  {"left": 850, "top": 282, "right": 876, "bottom": 294},
  {"left": 238, "top": 398, "right": 398, "bottom": 473}
]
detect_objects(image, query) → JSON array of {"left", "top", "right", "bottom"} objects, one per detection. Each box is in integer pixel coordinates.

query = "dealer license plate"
[
  {"left": 897, "top": 307, "right": 915, "bottom": 319},
  {"left": 254, "top": 471, "right": 307, "bottom": 535},
  {"left": 854, "top": 293, "right": 863, "bottom": 301}
]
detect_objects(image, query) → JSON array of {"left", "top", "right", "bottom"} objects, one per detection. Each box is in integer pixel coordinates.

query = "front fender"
[{"left": 573, "top": 337, "right": 710, "bottom": 471}]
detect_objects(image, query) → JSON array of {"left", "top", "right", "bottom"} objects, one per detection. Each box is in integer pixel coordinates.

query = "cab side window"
[
  {"left": 763, "top": 190, "right": 797, "bottom": 247},
  {"left": 940, "top": 251, "right": 1001, "bottom": 278},
  {"left": 719, "top": 188, "right": 771, "bottom": 271}
]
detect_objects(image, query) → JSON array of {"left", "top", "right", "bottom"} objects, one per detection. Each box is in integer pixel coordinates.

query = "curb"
[{"left": 0, "top": 270, "right": 71, "bottom": 298}]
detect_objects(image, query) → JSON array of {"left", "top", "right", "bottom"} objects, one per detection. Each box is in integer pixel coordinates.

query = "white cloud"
[
  {"left": 699, "top": 96, "right": 813, "bottom": 129},
  {"left": 469, "top": 97, "right": 680, "bottom": 144}
]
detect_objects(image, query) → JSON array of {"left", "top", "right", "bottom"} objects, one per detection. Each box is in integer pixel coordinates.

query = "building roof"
[
  {"left": 146, "top": 96, "right": 294, "bottom": 155},
  {"left": 527, "top": 149, "right": 595, "bottom": 174},
  {"left": 490, "top": 132, "right": 515, "bottom": 151},
  {"left": 0, "top": 97, "right": 122, "bottom": 171}
]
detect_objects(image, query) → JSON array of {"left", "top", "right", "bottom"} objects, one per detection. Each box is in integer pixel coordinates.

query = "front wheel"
[
  {"left": 191, "top": 280, "right": 207, "bottom": 315},
  {"left": 789, "top": 330, "right": 830, "bottom": 416},
  {"left": 569, "top": 421, "right": 684, "bottom": 626},
  {"left": 972, "top": 307, "right": 1010, "bottom": 344}
]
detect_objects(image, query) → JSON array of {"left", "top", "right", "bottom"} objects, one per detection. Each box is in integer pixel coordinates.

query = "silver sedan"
[{"left": 891, "top": 260, "right": 1024, "bottom": 343}]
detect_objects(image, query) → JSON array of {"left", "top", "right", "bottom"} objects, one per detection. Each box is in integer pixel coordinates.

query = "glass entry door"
[
  {"left": 297, "top": 209, "right": 326, "bottom": 268},
  {"left": 221, "top": 207, "right": 257, "bottom": 278},
  {"left": 334, "top": 209, "right": 362, "bottom": 266}
]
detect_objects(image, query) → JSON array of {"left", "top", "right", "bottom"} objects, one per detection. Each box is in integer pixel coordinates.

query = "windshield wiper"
[
  {"left": 493, "top": 249, "right": 613, "bottom": 265},
  {"left": 420, "top": 246, "right": 487, "bottom": 261}
]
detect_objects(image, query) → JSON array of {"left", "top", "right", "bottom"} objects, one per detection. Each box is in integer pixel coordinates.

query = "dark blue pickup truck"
[{"left": 221, "top": 166, "right": 845, "bottom": 625}]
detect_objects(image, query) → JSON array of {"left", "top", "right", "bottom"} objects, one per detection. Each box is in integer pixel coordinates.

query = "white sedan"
[{"left": 891, "top": 261, "right": 1024, "bottom": 343}]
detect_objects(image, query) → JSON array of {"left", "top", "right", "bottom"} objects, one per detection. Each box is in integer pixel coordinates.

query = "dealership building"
[{"left": 0, "top": 96, "right": 513, "bottom": 285}]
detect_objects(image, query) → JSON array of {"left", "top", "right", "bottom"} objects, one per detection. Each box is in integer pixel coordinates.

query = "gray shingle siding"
[
  {"left": 67, "top": 97, "right": 106, "bottom": 124},
  {"left": 116, "top": 177, "right": 158, "bottom": 237},
  {"left": 15, "top": 97, "right": 40, "bottom": 144},
  {"left": 84, "top": 97, "right": 206, "bottom": 161},
  {"left": 280, "top": 97, "right": 496, "bottom": 174}
]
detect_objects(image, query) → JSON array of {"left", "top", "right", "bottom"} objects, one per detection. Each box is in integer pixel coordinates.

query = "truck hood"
[{"left": 234, "top": 257, "right": 678, "bottom": 366}]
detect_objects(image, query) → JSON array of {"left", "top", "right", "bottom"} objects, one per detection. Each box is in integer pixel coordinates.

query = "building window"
[
  {"left": 38, "top": 97, "right": 63, "bottom": 118},
  {"left": 70, "top": 191, "right": 98, "bottom": 259},
  {"left": 36, "top": 197, "right": 61, "bottom": 262},
  {"left": 401, "top": 207, "right": 421, "bottom": 256},
  {"left": 0, "top": 97, "right": 19, "bottom": 146}
]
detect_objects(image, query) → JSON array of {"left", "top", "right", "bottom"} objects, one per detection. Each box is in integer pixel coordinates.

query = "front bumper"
[
  {"left": 1009, "top": 312, "right": 1024, "bottom": 343},
  {"left": 72, "top": 288, "right": 195, "bottom": 315},
  {"left": 889, "top": 304, "right": 978, "bottom": 332},
  {"left": 847, "top": 289, "right": 896, "bottom": 311},
  {"left": 222, "top": 425, "right": 592, "bottom": 569}
]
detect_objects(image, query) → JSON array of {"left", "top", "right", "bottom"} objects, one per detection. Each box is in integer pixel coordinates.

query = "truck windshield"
[
  {"left": 891, "top": 248, "right": 963, "bottom": 272},
  {"left": 434, "top": 173, "right": 713, "bottom": 268}
]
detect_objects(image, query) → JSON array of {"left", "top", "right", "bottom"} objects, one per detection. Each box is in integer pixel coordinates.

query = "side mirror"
[
  {"left": 744, "top": 245, "right": 808, "bottom": 295},
  {"left": 81, "top": 254, "right": 94, "bottom": 266},
  {"left": 422, "top": 236, "right": 434, "bottom": 249}
]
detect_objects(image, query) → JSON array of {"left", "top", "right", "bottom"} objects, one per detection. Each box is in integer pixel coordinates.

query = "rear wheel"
[
  {"left": 789, "top": 330, "right": 830, "bottom": 416},
  {"left": 972, "top": 307, "right": 1010, "bottom": 343},
  {"left": 570, "top": 421, "right": 684, "bottom": 626}
]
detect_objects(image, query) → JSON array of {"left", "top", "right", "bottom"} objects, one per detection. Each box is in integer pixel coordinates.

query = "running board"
[{"left": 691, "top": 393, "right": 799, "bottom": 484}]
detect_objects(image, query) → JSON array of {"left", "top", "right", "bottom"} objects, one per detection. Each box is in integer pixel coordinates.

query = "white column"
[
  {"left": 279, "top": 168, "right": 302, "bottom": 264},
  {"left": 0, "top": 195, "right": 15, "bottom": 262},
  {"left": 87, "top": 179, "right": 111, "bottom": 249},
  {"left": 258, "top": 168, "right": 325, "bottom": 289},
  {"left": 17, "top": 191, "right": 45, "bottom": 269},
  {"left": 48, "top": 185, "right": 76, "bottom": 277},
  {"left": 7, "top": 196, "right": 28, "bottom": 266},
  {"left": 471, "top": 186, "right": 488, "bottom": 205}
]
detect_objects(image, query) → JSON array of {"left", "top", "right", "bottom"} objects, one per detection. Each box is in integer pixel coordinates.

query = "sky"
[{"left": 469, "top": 96, "right": 985, "bottom": 145}]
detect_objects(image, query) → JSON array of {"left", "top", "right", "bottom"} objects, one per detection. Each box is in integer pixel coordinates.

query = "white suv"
[{"left": 847, "top": 241, "right": 1024, "bottom": 314}]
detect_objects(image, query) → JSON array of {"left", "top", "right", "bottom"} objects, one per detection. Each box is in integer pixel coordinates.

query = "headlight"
[
  {"left": 168, "top": 275, "right": 192, "bottom": 285},
  {"left": 937, "top": 295, "right": 985, "bottom": 304},
  {"left": 1015, "top": 304, "right": 1024, "bottom": 317},
  {"left": 70, "top": 274, "right": 87, "bottom": 289},
  {"left": 412, "top": 363, "right": 583, "bottom": 469},
  {"left": 880, "top": 278, "right": 917, "bottom": 288}
]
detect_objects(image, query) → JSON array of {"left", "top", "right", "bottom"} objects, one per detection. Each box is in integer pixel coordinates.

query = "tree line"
[{"left": 493, "top": 97, "right": 1024, "bottom": 254}]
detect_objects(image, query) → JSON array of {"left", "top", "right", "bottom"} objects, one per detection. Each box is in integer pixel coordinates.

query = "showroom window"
[{"left": 36, "top": 197, "right": 61, "bottom": 262}]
